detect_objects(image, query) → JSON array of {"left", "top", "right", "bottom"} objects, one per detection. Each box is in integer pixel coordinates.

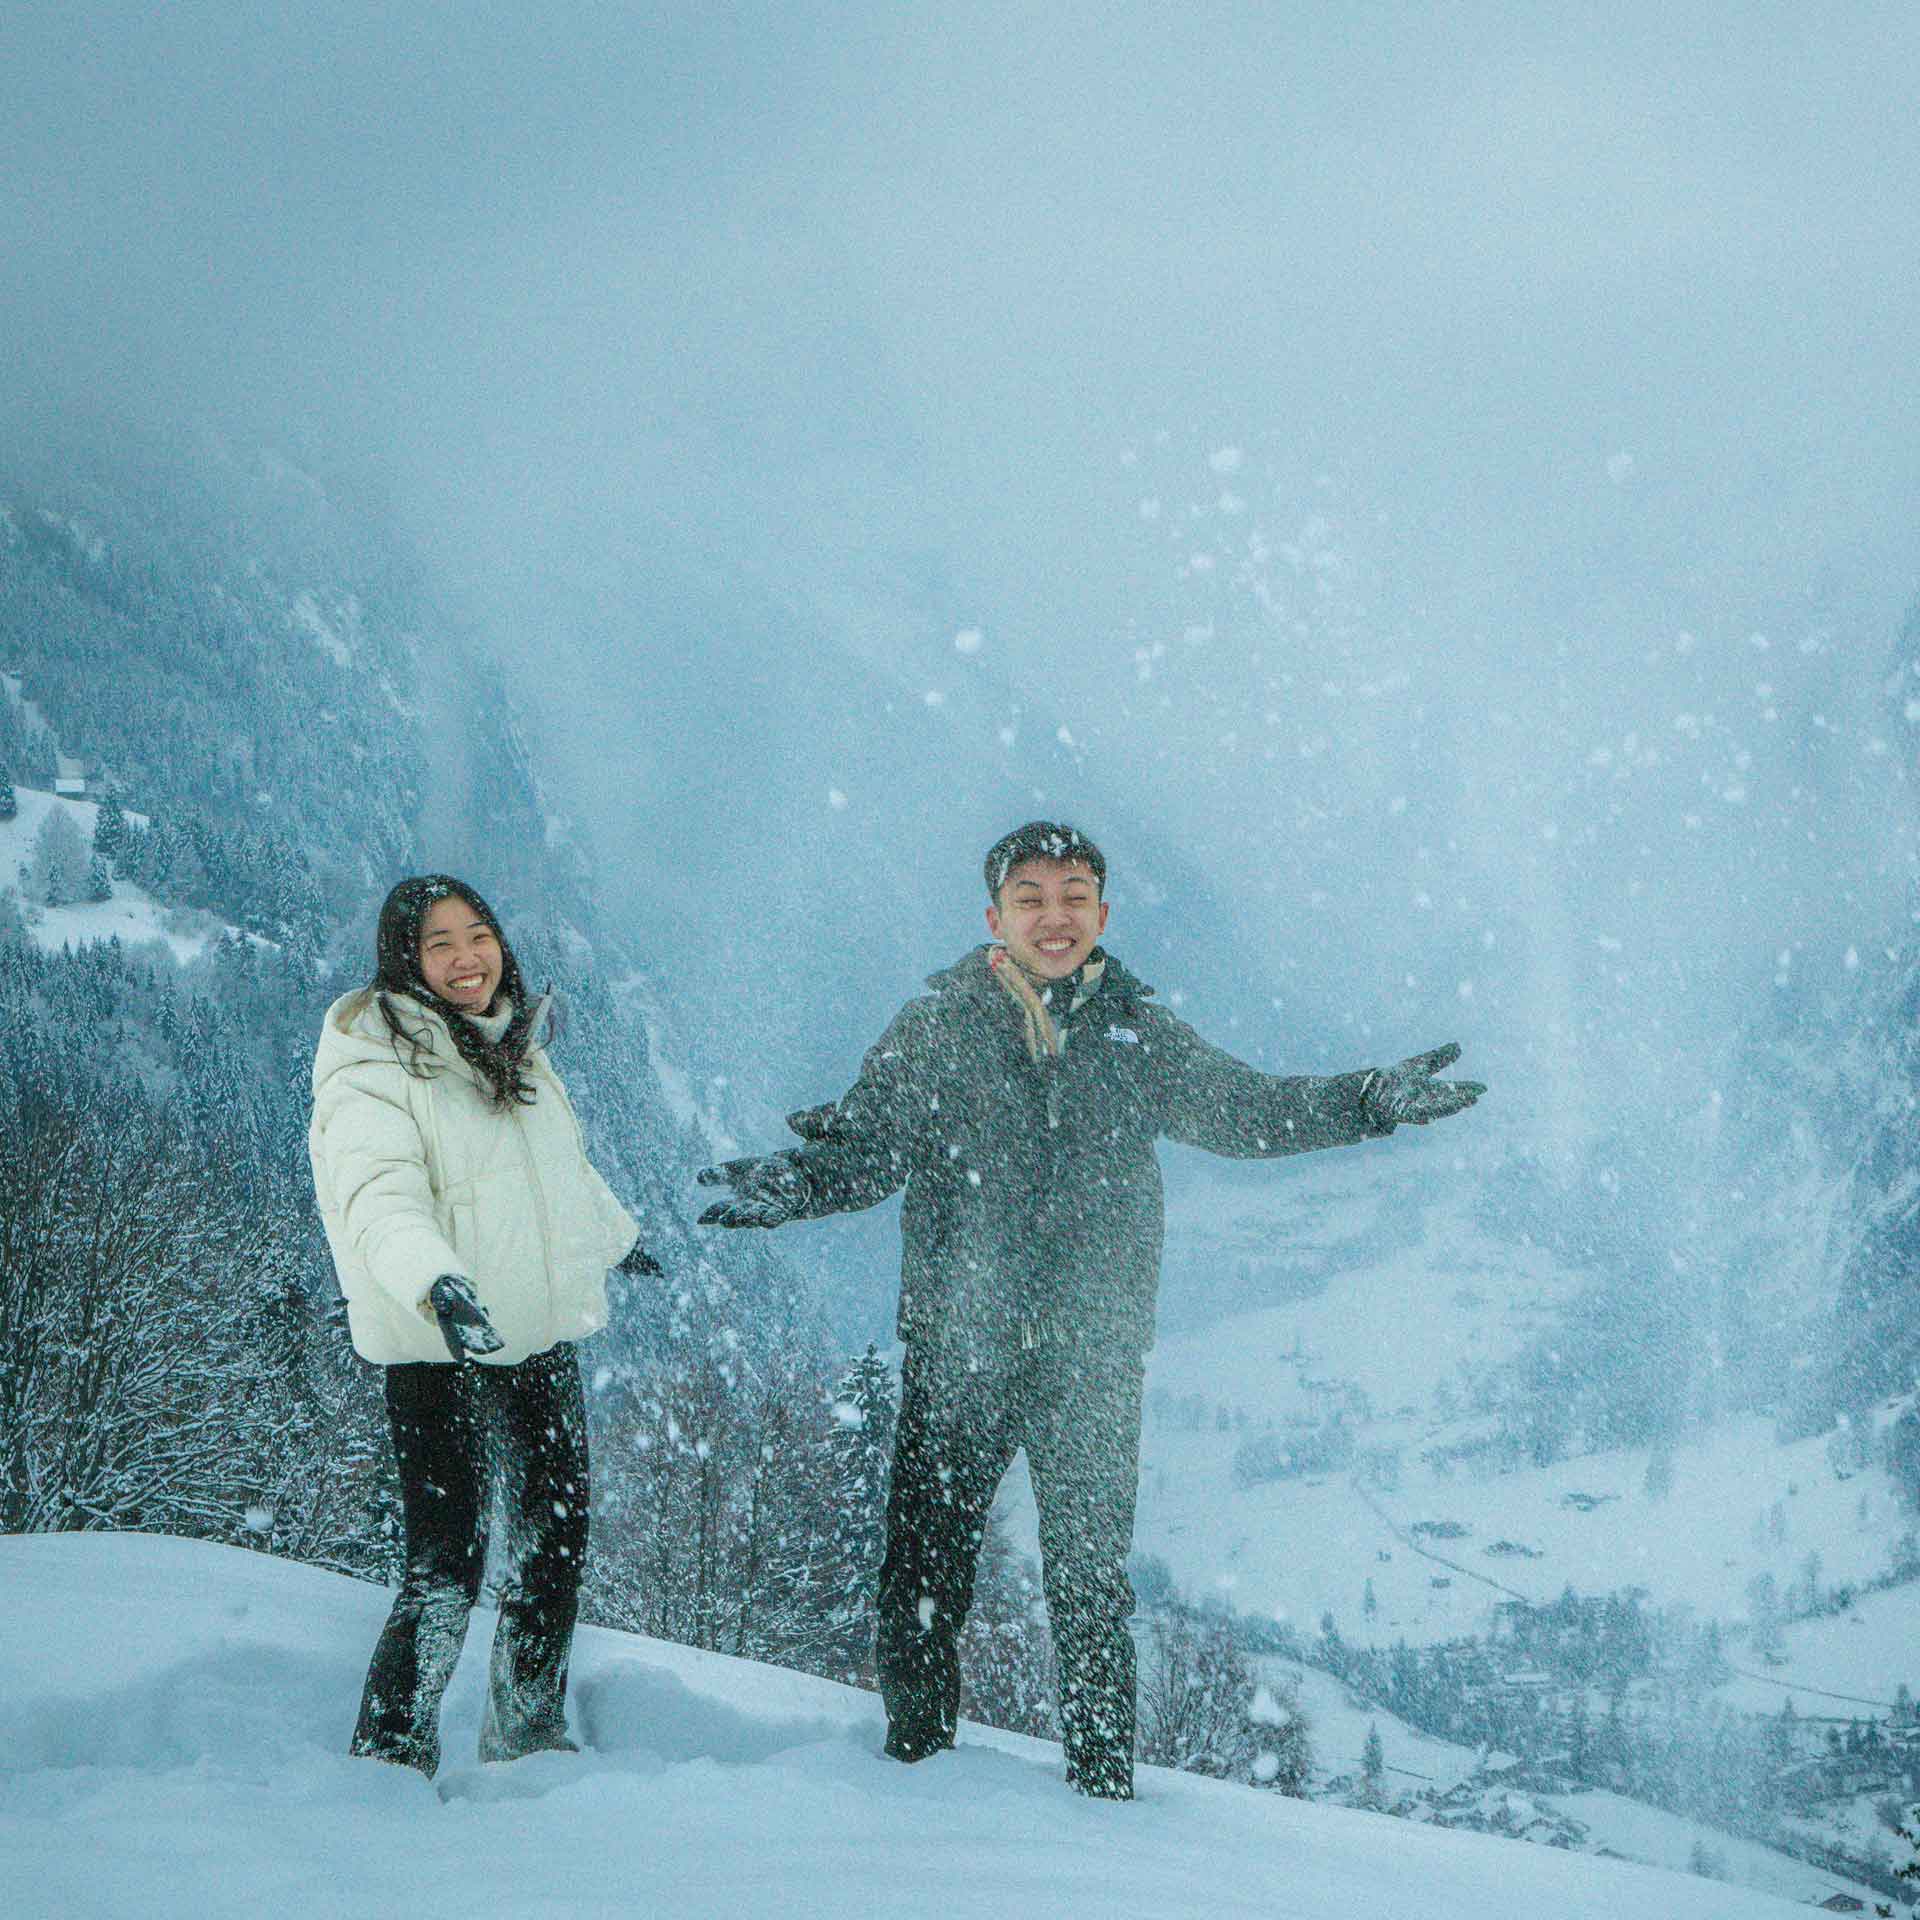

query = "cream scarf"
[
  {"left": 459, "top": 1000, "right": 517, "bottom": 1045},
  {"left": 988, "top": 948, "right": 1107, "bottom": 1064}
]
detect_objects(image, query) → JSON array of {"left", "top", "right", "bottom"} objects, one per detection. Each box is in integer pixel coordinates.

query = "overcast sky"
[{"left": 6, "top": 0, "right": 1919, "bottom": 1142}]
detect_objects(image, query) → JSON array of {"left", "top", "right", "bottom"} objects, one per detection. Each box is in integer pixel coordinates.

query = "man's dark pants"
[
  {"left": 352, "top": 1342, "right": 589, "bottom": 1775},
  {"left": 876, "top": 1338, "right": 1145, "bottom": 1797}
]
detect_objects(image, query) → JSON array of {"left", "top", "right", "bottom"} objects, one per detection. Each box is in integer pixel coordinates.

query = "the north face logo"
[{"left": 1108, "top": 1026, "right": 1140, "bottom": 1045}]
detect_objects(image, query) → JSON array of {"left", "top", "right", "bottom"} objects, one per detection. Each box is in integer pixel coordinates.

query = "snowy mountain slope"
[
  {"left": 1718, "top": 1575, "right": 1920, "bottom": 1717},
  {"left": 0, "top": 1533, "right": 1818, "bottom": 1920},
  {"left": 1273, "top": 1655, "right": 1882, "bottom": 1905},
  {"left": 0, "top": 787, "right": 222, "bottom": 962},
  {"left": 1118, "top": 1402, "right": 1899, "bottom": 1649},
  {"left": 1151, "top": 1164, "right": 1571, "bottom": 1405},
  {"left": 996, "top": 1165, "right": 1900, "bottom": 1654}
]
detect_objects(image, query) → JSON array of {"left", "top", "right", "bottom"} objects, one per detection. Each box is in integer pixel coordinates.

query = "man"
[{"left": 696, "top": 821, "right": 1482, "bottom": 1798}]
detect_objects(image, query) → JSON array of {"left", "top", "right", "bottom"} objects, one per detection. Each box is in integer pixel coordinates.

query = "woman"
[{"left": 309, "top": 874, "right": 652, "bottom": 1775}]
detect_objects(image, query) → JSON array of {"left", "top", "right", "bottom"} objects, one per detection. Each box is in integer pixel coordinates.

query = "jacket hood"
[
  {"left": 924, "top": 943, "right": 1155, "bottom": 1003},
  {"left": 316, "top": 987, "right": 553, "bottom": 1084}
]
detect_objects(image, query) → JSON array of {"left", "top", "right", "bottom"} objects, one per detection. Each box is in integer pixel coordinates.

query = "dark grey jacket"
[{"left": 785, "top": 945, "right": 1391, "bottom": 1356}]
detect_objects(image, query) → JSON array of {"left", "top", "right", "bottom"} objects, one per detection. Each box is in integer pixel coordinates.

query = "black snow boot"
[
  {"left": 882, "top": 1711, "right": 956, "bottom": 1764},
  {"left": 1066, "top": 1754, "right": 1135, "bottom": 1801}
]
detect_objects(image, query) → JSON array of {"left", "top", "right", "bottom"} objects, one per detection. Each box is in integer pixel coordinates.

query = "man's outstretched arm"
[
  {"left": 696, "top": 1003, "right": 936, "bottom": 1229},
  {"left": 1159, "top": 1018, "right": 1484, "bottom": 1157}
]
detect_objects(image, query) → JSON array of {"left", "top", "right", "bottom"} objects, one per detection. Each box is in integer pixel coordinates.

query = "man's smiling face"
[{"left": 985, "top": 857, "right": 1108, "bottom": 980}]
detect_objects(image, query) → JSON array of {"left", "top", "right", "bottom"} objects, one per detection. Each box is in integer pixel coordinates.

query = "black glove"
[
  {"left": 695, "top": 1152, "right": 811, "bottom": 1229},
  {"left": 616, "top": 1240, "right": 664, "bottom": 1278},
  {"left": 429, "top": 1273, "right": 505, "bottom": 1362},
  {"left": 1362, "top": 1042, "right": 1486, "bottom": 1129}
]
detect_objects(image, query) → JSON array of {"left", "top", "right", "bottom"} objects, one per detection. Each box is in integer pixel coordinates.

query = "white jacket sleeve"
[{"left": 310, "top": 1055, "right": 466, "bottom": 1320}]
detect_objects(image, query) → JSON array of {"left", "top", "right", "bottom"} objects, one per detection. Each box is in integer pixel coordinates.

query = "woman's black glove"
[
  {"left": 1361, "top": 1042, "right": 1486, "bottom": 1129},
  {"left": 616, "top": 1240, "right": 664, "bottom": 1278},
  {"left": 695, "top": 1152, "right": 810, "bottom": 1229},
  {"left": 429, "top": 1273, "right": 506, "bottom": 1362}
]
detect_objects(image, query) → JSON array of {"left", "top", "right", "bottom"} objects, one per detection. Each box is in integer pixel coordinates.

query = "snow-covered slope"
[
  {"left": 1265, "top": 1657, "right": 1881, "bottom": 1904},
  {"left": 1000, "top": 1167, "right": 1904, "bottom": 1662},
  {"left": 1120, "top": 1398, "right": 1899, "bottom": 1649},
  {"left": 0, "top": 786, "right": 221, "bottom": 962},
  {"left": 0, "top": 1533, "right": 1813, "bottom": 1920}
]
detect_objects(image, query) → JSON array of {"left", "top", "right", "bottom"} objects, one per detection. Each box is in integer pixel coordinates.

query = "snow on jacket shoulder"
[{"left": 309, "top": 988, "right": 639, "bottom": 1367}]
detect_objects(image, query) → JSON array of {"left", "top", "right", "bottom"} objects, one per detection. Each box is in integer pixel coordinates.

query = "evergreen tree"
[
  {"left": 1567, "top": 1691, "right": 1592, "bottom": 1780},
  {"left": 1249, "top": 1671, "right": 1314, "bottom": 1796},
  {"left": 93, "top": 789, "right": 126, "bottom": 860},
  {"left": 0, "top": 781, "right": 15, "bottom": 821},
  {"left": 820, "top": 1344, "right": 897, "bottom": 1680},
  {"left": 1360, "top": 1721, "right": 1387, "bottom": 1807}
]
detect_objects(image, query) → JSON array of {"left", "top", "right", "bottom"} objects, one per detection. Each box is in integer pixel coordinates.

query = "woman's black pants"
[{"left": 351, "top": 1342, "right": 589, "bottom": 1775}]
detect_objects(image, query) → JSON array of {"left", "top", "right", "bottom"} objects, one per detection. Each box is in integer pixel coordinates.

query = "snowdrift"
[{"left": 0, "top": 1533, "right": 1808, "bottom": 1919}]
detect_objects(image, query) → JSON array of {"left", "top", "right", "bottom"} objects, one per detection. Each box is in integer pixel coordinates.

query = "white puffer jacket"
[{"left": 309, "top": 988, "right": 640, "bottom": 1367}]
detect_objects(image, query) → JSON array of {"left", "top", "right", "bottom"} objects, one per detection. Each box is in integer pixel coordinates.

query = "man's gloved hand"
[
  {"left": 429, "top": 1273, "right": 506, "bottom": 1362},
  {"left": 1362, "top": 1042, "right": 1486, "bottom": 1129},
  {"left": 695, "top": 1152, "right": 811, "bottom": 1229},
  {"left": 616, "top": 1240, "right": 665, "bottom": 1279}
]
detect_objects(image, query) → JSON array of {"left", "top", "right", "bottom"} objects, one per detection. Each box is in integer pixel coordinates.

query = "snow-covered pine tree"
[
  {"left": 92, "top": 788, "right": 125, "bottom": 859},
  {"left": 1248, "top": 1670, "right": 1313, "bottom": 1797},
  {"left": 1360, "top": 1721, "right": 1387, "bottom": 1807},
  {"left": 820, "top": 1344, "right": 897, "bottom": 1680}
]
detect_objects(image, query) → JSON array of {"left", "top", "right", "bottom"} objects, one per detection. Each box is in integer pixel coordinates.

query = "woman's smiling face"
[{"left": 417, "top": 894, "right": 503, "bottom": 1011}]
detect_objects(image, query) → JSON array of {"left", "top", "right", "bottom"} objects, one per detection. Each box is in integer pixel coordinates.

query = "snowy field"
[
  {"left": 1117, "top": 1396, "right": 1899, "bottom": 1650},
  {"left": 1720, "top": 1576, "right": 1920, "bottom": 1716},
  {"left": 0, "top": 1532, "right": 1822, "bottom": 1920}
]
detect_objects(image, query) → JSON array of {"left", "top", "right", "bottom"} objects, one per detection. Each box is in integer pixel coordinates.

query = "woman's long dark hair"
[{"left": 371, "top": 874, "right": 540, "bottom": 1108}]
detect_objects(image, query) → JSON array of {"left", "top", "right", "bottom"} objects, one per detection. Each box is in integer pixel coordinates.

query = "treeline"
[
  {"left": 0, "top": 682, "right": 56, "bottom": 788},
  {"left": 91, "top": 793, "right": 330, "bottom": 948},
  {"left": 0, "top": 933, "right": 392, "bottom": 1561},
  {"left": 1298, "top": 1585, "right": 1920, "bottom": 1842}
]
